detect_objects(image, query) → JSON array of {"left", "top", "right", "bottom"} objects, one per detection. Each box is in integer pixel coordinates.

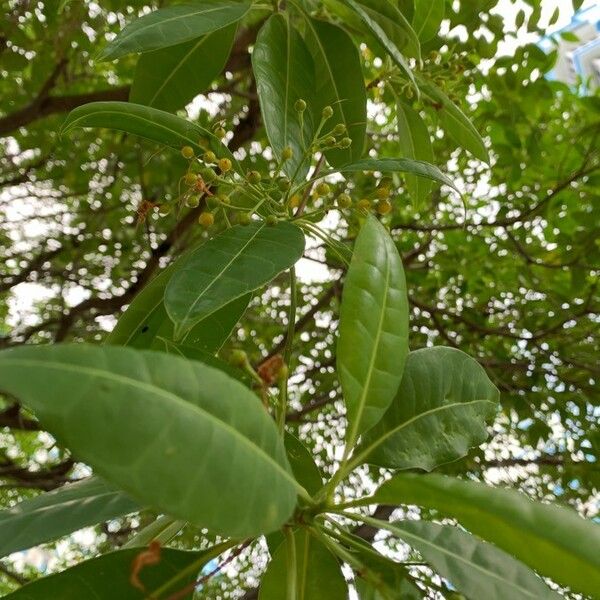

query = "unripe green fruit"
[
  {"left": 356, "top": 198, "right": 371, "bottom": 211},
  {"left": 158, "top": 204, "right": 172, "bottom": 216},
  {"left": 278, "top": 178, "right": 291, "bottom": 191},
  {"left": 315, "top": 182, "right": 331, "bottom": 196},
  {"left": 200, "top": 167, "right": 217, "bottom": 183},
  {"left": 230, "top": 349, "right": 248, "bottom": 367},
  {"left": 186, "top": 195, "right": 200, "bottom": 208},
  {"left": 266, "top": 215, "right": 278, "bottom": 226},
  {"left": 184, "top": 172, "right": 198, "bottom": 186},
  {"left": 218, "top": 158, "right": 232, "bottom": 173},
  {"left": 322, "top": 105, "right": 334, "bottom": 119},
  {"left": 377, "top": 199, "right": 392, "bottom": 215},
  {"left": 282, "top": 146, "right": 294, "bottom": 160},
  {"left": 336, "top": 193, "right": 352, "bottom": 208},
  {"left": 238, "top": 212, "right": 252, "bottom": 225},
  {"left": 203, "top": 151, "right": 217, "bottom": 163},
  {"left": 181, "top": 146, "right": 194, "bottom": 159},
  {"left": 246, "top": 170, "right": 261, "bottom": 184},
  {"left": 217, "top": 193, "right": 231, "bottom": 205},
  {"left": 339, "top": 137, "right": 352, "bottom": 148},
  {"left": 376, "top": 186, "right": 390, "bottom": 199},
  {"left": 323, "top": 136, "right": 336, "bottom": 147},
  {"left": 214, "top": 127, "right": 226, "bottom": 139},
  {"left": 333, "top": 123, "right": 346, "bottom": 135},
  {"left": 294, "top": 99, "right": 307, "bottom": 112},
  {"left": 198, "top": 211, "right": 214, "bottom": 227}
]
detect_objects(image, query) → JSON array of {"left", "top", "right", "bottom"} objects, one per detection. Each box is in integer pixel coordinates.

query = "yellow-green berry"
[
  {"left": 200, "top": 167, "right": 217, "bottom": 183},
  {"left": 247, "top": 170, "right": 261, "bottom": 184},
  {"left": 217, "top": 193, "right": 231, "bottom": 205},
  {"left": 339, "top": 137, "right": 352, "bottom": 149},
  {"left": 376, "top": 186, "right": 390, "bottom": 199},
  {"left": 294, "top": 99, "right": 307, "bottom": 112},
  {"left": 218, "top": 158, "right": 232, "bottom": 173},
  {"left": 278, "top": 177, "right": 291, "bottom": 191},
  {"left": 266, "top": 215, "right": 278, "bottom": 226},
  {"left": 203, "top": 151, "right": 217, "bottom": 163},
  {"left": 186, "top": 195, "right": 200, "bottom": 208},
  {"left": 158, "top": 204, "right": 172, "bottom": 216},
  {"left": 289, "top": 194, "right": 301, "bottom": 208},
  {"left": 230, "top": 349, "right": 248, "bottom": 368},
  {"left": 333, "top": 123, "right": 346, "bottom": 135},
  {"left": 238, "top": 212, "right": 252, "bottom": 225},
  {"left": 181, "top": 146, "right": 194, "bottom": 159},
  {"left": 323, "top": 136, "right": 336, "bottom": 147},
  {"left": 315, "top": 182, "right": 331, "bottom": 196},
  {"left": 214, "top": 127, "right": 226, "bottom": 139},
  {"left": 184, "top": 172, "right": 198, "bottom": 186},
  {"left": 337, "top": 193, "right": 352, "bottom": 208},
  {"left": 322, "top": 105, "right": 334, "bottom": 119},
  {"left": 377, "top": 199, "right": 392, "bottom": 215},
  {"left": 198, "top": 211, "right": 214, "bottom": 227},
  {"left": 356, "top": 198, "right": 371, "bottom": 211},
  {"left": 282, "top": 146, "right": 293, "bottom": 160}
]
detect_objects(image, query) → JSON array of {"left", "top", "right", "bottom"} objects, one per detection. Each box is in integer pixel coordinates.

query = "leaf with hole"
[
  {"left": 338, "top": 215, "right": 409, "bottom": 448},
  {"left": 129, "top": 24, "right": 237, "bottom": 113},
  {"left": 98, "top": 0, "right": 251, "bottom": 61},
  {"left": 0, "top": 477, "right": 138, "bottom": 559},
  {"left": 253, "top": 15, "right": 315, "bottom": 181},
  {"left": 357, "top": 347, "right": 499, "bottom": 470},
  {"left": 368, "top": 473, "right": 600, "bottom": 597},
  {"left": 0, "top": 344, "right": 298, "bottom": 538},
  {"left": 165, "top": 221, "right": 305, "bottom": 339}
]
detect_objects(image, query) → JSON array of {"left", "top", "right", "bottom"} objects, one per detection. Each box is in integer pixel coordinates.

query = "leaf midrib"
[
  {"left": 353, "top": 399, "right": 496, "bottom": 467},
  {"left": 1, "top": 358, "right": 299, "bottom": 492},
  {"left": 385, "top": 523, "right": 542, "bottom": 598}
]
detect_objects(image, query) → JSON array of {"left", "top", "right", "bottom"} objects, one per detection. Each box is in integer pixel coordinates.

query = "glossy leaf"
[
  {"left": 61, "top": 101, "right": 240, "bottom": 172},
  {"left": 419, "top": 79, "right": 489, "bottom": 163},
  {"left": 376, "top": 520, "right": 561, "bottom": 600},
  {"left": 370, "top": 473, "right": 600, "bottom": 597},
  {"left": 303, "top": 18, "right": 367, "bottom": 166},
  {"left": 337, "top": 157, "right": 459, "bottom": 192},
  {"left": 412, "top": 0, "right": 445, "bottom": 42},
  {"left": 129, "top": 24, "right": 237, "bottom": 113},
  {"left": 106, "top": 259, "right": 250, "bottom": 353},
  {"left": 338, "top": 215, "right": 409, "bottom": 447},
  {"left": 355, "top": 0, "right": 420, "bottom": 59},
  {"left": 284, "top": 433, "right": 323, "bottom": 496},
  {"left": 396, "top": 102, "right": 434, "bottom": 206},
  {"left": 344, "top": 0, "right": 417, "bottom": 89},
  {"left": 98, "top": 0, "right": 251, "bottom": 61},
  {"left": 4, "top": 547, "right": 211, "bottom": 599},
  {"left": 357, "top": 347, "right": 499, "bottom": 470},
  {"left": 0, "top": 344, "right": 298, "bottom": 538},
  {"left": 0, "top": 477, "right": 138, "bottom": 558},
  {"left": 253, "top": 15, "right": 315, "bottom": 181},
  {"left": 165, "top": 221, "right": 305, "bottom": 338},
  {"left": 259, "top": 530, "right": 347, "bottom": 600}
]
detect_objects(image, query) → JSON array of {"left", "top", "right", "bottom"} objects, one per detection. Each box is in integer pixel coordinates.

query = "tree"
[{"left": 0, "top": 0, "right": 599, "bottom": 598}]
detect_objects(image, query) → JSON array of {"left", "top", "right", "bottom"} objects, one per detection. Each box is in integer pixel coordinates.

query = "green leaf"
[
  {"left": 338, "top": 215, "right": 408, "bottom": 447},
  {"left": 259, "top": 530, "right": 347, "bottom": 599},
  {"left": 352, "top": 0, "right": 420, "bottom": 59},
  {"left": 337, "top": 157, "right": 459, "bottom": 192},
  {"left": 419, "top": 79, "right": 489, "bottom": 163},
  {"left": 357, "top": 347, "right": 499, "bottom": 470},
  {"left": 396, "top": 102, "right": 434, "bottom": 206},
  {"left": 165, "top": 221, "right": 305, "bottom": 339},
  {"left": 4, "top": 547, "right": 211, "bottom": 599},
  {"left": 0, "top": 477, "right": 138, "bottom": 558},
  {"left": 412, "top": 0, "right": 444, "bottom": 42},
  {"left": 129, "top": 24, "right": 237, "bottom": 113},
  {"left": 303, "top": 18, "right": 367, "bottom": 167},
  {"left": 106, "top": 259, "right": 250, "bottom": 353},
  {"left": 61, "top": 101, "right": 240, "bottom": 172},
  {"left": 284, "top": 433, "right": 323, "bottom": 497},
  {"left": 343, "top": 0, "right": 417, "bottom": 90},
  {"left": 369, "top": 473, "right": 600, "bottom": 597},
  {"left": 253, "top": 15, "right": 315, "bottom": 181},
  {"left": 374, "top": 520, "right": 561, "bottom": 600},
  {"left": 98, "top": 0, "right": 251, "bottom": 61},
  {"left": 0, "top": 344, "right": 298, "bottom": 538}
]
